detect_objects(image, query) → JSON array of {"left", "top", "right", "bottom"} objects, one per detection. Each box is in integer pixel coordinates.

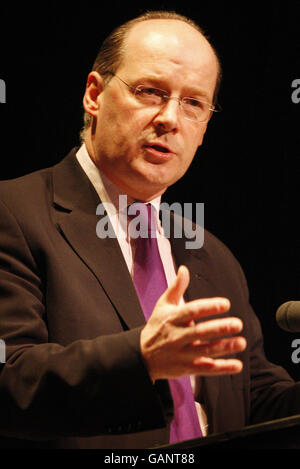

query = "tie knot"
[{"left": 127, "top": 203, "right": 156, "bottom": 238}]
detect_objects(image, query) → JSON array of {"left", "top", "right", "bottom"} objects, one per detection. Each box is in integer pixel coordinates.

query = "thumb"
[{"left": 164, "top": 265, "right": 190, "bottom": 305}]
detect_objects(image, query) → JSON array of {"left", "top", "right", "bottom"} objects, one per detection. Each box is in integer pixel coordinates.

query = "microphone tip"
[{"left": 276, "top": 301, "right": 300, "bottom": 332}]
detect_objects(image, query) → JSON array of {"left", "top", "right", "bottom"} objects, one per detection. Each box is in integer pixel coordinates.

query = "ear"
[{"left": 83, "top": 71, "right": 104, "bottom": 118}]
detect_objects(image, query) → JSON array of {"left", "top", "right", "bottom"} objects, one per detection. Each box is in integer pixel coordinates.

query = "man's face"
[{"left": 86, "top": 20, "right": 218, "bottom": 201}]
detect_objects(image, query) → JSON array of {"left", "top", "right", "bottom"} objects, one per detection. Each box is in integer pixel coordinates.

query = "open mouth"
[
  {"left": 145, "top": 144, "right": 171, "bottom": 154},
  {"left": 151, "top": 145, "right": 169, "bottom": 153}
]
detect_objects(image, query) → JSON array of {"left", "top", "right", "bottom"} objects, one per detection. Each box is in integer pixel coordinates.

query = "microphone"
[{"left": 276, "top": 301, "right": 300, "bottom": 332}]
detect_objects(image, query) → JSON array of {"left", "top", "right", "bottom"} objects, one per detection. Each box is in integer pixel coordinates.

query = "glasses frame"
[{"left": 104, "top": 71, "right": 221, "bottom": 123}]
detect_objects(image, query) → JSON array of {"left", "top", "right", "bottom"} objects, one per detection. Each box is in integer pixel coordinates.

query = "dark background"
[{"left": 1, "top": 1, "right": 299, "bottom": 379}]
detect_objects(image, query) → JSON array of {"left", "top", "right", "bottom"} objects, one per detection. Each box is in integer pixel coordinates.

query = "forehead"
[{"left": 119, "top": 19, "right": 218, "bottom": 92}]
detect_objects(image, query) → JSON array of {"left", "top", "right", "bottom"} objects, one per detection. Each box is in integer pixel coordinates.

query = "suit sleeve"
[
  {"left": 0, "top": 199, "right": 173, "bottom": 440},
  {"left": 248, "top": 307, "right": 300, "bottom": 423},
  {"left": 236, "top": 262, "right": 300, "bottom": 423}
]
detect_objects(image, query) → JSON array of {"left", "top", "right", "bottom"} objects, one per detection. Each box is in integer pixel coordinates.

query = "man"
[{"left": 0, "top": 11, "right": 299, "bottom": 449}]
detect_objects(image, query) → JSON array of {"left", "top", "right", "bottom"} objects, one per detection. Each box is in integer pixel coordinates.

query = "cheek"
[
  {"left": 101, "top": 105, "right": 142, "bottom": 143},
  {"left": 95, "top": 109, "right": 145, "bottom": 165},
  {"left": 179, "top": 128, "right": 206, "bottom": 172},
  {"left": 184, "top": 129, "right": 205, "bottom": 160},
  {"left": 182, "top": 123, "right": 207, "bottom": 153},
  {"left": 197, "top": 124, "right": 207, "bottom": 146}
]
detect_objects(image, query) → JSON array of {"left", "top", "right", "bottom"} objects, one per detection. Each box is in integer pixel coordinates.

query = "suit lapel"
[
  {"left": 167, "top": 210, "right": 220, "bottom": 301},
  {"left": 51, "top": 148, "right": 145, "bottom": 330}
]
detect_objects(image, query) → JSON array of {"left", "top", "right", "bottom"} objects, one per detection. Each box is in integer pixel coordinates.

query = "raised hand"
[{"left": 140, "top": 265, "right": 247, "bottom": 382}]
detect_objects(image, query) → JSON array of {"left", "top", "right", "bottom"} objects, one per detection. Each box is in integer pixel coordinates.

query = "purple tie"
[{"left": 129, "top": 203, "right": 202, "bottom": 443}]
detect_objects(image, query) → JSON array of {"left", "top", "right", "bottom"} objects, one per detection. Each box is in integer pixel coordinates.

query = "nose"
[{"left": 153, "top": 97, "right": 180, "bottom": 133}]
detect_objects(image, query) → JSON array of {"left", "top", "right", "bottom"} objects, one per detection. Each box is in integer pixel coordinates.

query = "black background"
[{"left": 1, "top": 1, "right": 299, "bottom": 380}]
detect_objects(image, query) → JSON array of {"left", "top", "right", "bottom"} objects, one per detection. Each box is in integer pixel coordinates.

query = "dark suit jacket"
[{"left": 0, "top": 148, "right": 299, "bottom": 449}]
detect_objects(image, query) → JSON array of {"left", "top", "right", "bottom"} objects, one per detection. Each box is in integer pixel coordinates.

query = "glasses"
[{"left": 106, "top": 72, "right": 220, "bottom": 123}]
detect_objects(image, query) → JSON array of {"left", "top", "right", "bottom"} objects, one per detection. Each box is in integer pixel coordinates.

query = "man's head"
[{"left": 82, "top": 11, "right": 221, "bottom": 201}]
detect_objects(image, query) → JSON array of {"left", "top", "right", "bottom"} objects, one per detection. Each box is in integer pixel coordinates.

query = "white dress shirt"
[{"left": 76, "top": 144, "right": 208, "bottom": 436}]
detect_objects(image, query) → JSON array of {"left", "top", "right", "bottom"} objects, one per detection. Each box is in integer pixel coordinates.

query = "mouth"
[
  {"left": 148, "top": 144, "right": 170, "bottom": 153},
  {"left": 143, "top": 143, "right": 173, "bottom": 160}
]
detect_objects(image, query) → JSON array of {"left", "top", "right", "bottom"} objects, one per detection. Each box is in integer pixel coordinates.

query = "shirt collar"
[{"left": 76, "top": 144, "right": 163, "bottom": 233}]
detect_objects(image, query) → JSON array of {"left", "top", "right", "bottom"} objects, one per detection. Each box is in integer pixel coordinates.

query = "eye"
[
  {"left": 135, "top": 86, "right": 166, "bottom": 102},
  {"left": 140, "top": 87, "right": 159, "bottom": 96},
  {"left": 183, "top": 97, "right": 204, "bottom": 108}
]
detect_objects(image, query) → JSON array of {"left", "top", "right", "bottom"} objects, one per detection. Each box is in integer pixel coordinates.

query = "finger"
[
  {"left": 188, "top": 336, "right": 247, "bottom": 358},
  {"left": 173, "top": 297, "right": 231, "bottom": 325},
  {"left": 163, "top": 265, "right": 190, "bottom": 306},
  {"left": 195, "top": 316, "right": 243, "bottom": 340},
  {"left": 178, "top": 317, "right": 243, "bottom": 346},
  {"left": 191, "top": 357, "right": 244, "bottom": 375}
]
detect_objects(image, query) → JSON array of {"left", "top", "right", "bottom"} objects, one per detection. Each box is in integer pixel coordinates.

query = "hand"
[{"left": 140, "top": 265, "right": 247, "bottom": 382}]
